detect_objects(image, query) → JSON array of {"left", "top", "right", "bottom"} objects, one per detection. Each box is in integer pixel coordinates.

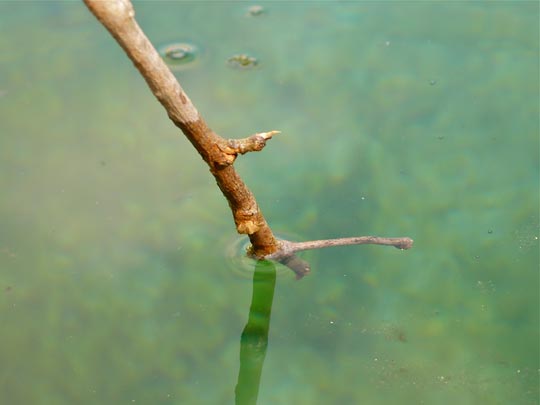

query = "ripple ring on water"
[
  {"left": 224, "top": 232, "right": 307, "bottom": 280},
  {"left": 159, "top": 42, "right": 198, "bottom": 69}
]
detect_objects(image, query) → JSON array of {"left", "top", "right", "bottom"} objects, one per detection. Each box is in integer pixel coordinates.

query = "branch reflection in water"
[{"left": 235, "top": 260, "right": 276, "bottom": 405}]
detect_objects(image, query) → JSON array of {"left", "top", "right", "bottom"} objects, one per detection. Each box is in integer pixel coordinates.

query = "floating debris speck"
[
  {"left": 247, "top": 5, "right": 264, "bottom": 16},
  {"left": 227, "top": 54, "right": 258, "bottom": 69}
]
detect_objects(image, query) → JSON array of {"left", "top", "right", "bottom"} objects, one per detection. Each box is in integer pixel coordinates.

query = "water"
[{"left": 0, "top": 2, "right": 538, "bottom": 404}]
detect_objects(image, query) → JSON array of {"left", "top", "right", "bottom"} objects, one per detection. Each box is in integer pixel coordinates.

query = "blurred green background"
[{"left": 0, "top": 1, "right": 538, "bottom": 404}]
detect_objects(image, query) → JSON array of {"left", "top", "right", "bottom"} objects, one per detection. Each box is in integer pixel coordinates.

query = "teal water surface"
[{"left": 0, "top": 2, "right": 538, "bottom": 404}]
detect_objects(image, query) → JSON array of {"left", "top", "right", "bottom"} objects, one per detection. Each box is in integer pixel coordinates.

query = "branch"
[
  {"left": 83, "top": 0, "right": 280, "bottom": 257},
  {"left": 83, "top": 0, "right": 414, "bottom": 277}
]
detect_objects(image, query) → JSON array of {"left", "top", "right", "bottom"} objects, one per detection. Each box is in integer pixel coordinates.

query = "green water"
[{"left": 0, "top": 2, "right": 538, "bottom": 404}]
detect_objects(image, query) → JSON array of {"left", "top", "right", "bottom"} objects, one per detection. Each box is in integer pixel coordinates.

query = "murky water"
[{"left": 0, "top": 2, "right": 538, "bottom": 404}]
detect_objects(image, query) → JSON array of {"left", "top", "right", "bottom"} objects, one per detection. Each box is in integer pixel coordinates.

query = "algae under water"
[{"left": 0, "top": 2, "right": 538, "bottom": 404}]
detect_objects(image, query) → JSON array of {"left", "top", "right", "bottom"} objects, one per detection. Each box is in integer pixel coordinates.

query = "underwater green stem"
[{"left": 235, "top": 260, "right": 276, "bottom": 405}]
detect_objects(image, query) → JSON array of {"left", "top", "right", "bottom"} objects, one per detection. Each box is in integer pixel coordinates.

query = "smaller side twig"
[
  {"left": 252, "top": 236, "right": 414, "bottom": 279},
  {"left": 283, "top": 236, "right": 414, "bottom": 253},
  {"left": 223, "top": 130, "right": 280, "bottom": 158}
]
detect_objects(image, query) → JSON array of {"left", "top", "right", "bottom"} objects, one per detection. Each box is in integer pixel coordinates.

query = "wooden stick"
[
  {"left": 83, "top": 0, "right": 280, "bottom": 257},
  {"left": 83, "top": 0, "right": 414, "bottom": 275}
]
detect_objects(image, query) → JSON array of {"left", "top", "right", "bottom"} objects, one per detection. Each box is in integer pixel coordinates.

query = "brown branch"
[
  {"left": 83, "top": 0, "right": 280, "bottom": 257},
  {"left": 83, "top": 0, "right": 414, "bottom": 276}
]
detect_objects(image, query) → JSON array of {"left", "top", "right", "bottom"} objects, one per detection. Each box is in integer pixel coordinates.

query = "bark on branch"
[
  {"left": 83, "top": 0, "right": 414, "bottom": 275},
  {"left": 83, "top": 0, "right": 280, "bottom": 257}
]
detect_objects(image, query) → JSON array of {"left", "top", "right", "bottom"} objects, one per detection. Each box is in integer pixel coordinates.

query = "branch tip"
[{"left": 259, "top": 130, "right": 280, "bottom": 139}]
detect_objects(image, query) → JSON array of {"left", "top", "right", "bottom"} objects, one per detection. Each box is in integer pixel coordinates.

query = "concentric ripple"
[
  {"left": 159, "top": 42, "right": 199, "bottom": 70},
  {"left": 224, "top": 233, "right": 306, "bottom": 279}
]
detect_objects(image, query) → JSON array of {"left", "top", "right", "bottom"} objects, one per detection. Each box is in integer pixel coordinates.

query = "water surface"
[{"left": 0, "top": 2, "right": 538, "bottom": 404}]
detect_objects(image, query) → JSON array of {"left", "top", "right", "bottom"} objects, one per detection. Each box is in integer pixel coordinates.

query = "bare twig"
[
  {"left": 280, "top": 236, "right": 414, "bottom": 254},
  {"left": 253, "top": 236, "right": 413, "bottom": 279},
  {"left": 83, "top": 0, "right": 414, "bottom": 277}
]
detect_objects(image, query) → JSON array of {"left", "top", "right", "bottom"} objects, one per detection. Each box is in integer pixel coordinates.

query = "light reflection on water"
[{"left": 0, "top": 2, "right": 538, "bottom": 404}]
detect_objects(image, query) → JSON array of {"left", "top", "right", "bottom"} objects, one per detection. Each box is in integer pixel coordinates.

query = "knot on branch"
[
  {"left": 237, "top": 220, "right": 260, "bottom": 235},
  {"left": 234, "top": 206, "right": 268, "bottom": 235}
]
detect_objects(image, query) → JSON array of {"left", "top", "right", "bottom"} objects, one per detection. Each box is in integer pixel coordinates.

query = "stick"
[{"left": 83, "top": 0, "right": 414, "bottom": 276}]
